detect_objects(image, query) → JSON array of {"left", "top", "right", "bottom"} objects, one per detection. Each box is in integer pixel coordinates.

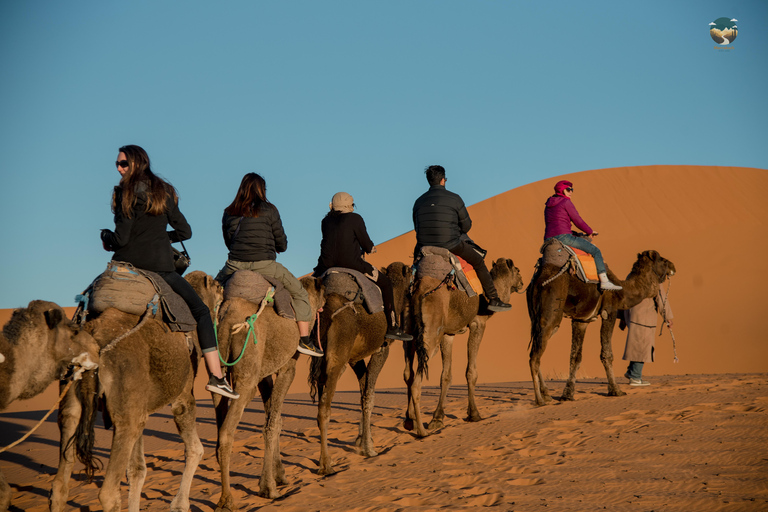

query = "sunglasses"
[
  {"left": 116, "top": 160, "right": 129, "bottom": 168},
  {"left": 565, "top": 187, "right": 574, "bottom": 192}
]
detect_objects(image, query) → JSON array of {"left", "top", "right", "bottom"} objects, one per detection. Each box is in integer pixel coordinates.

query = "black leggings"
[
  {"left": 448, "top": 240, "right": 498, "bottom": 299},
  {"left": 157, "top": 271, "right": 217, "bottom": 353}
]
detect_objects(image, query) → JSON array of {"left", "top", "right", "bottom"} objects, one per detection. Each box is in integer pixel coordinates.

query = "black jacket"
[
  {"left": 412, "top": 184, "right": 472, "bottom": 250},
  {"left": 313, "top": 211, "right": 375, "bottom": 276},
  {"left": 222, "top": 204, "right": 287, "bottom": 262},
  {"left": 102, "top": 185, "right": 191, "bottom": 272}
]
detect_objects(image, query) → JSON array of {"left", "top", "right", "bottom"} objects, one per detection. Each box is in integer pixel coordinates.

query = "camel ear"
[{"left": 44, "top": 308, "right": 65, "bottom": 330}]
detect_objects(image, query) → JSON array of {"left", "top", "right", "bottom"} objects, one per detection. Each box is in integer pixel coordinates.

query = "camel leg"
[
  {"left": 562, "top": 321, "right": 589, "bottom": 401},
  {"left": 529, "top": 309, "right": 563, "bottom": 406},
  {"left": 428, "top": 334, "right": 453, "bottom": 431},
  {"left": 215, "top": 380, "right": 259, "bottom": 512},
  {"left": 355, "top": 344, "right": 390, "bottom": 457},
  {"left": 317, "top": 356, "right": 346, "bottom": 476},
  {"left": 599, "top": 315, "right": 626, "bottom": 397},
  {"left": 402, "top": 337, "right": 417, "bottom": 431},
  {"left": 126, "top": 435, "right": 146, "bottom": 512},
  {"left": 49, "top": 380, "right": 83, "bottom": 512},
  {"left": 169, "top": 390, "right": 204, "bottom": 512},
  {"left": 465, "top": 320, "right": 487, "bottom": 422},
  {"left": 99, "top": 415, "right": 147, "bottom": 512},
  {"left": 0, "top": 470, "right": 9, "bottom": 512},
  {"left": 260, "top": 357, "right": 297, "bottom": 497}
]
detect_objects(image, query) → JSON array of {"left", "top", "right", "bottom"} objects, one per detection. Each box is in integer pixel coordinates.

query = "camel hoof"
[
  {"left": 403, "top": 418, "right": 414, "bottom": 431},
  {"left": 427, "top": 419, "right": 444, "bottom": 431},
  {"left": 258, "top": 487, "right": 280, "bottom": 500},
  {"left": 560, "top": 393, "right": 575, "bottom": 401},
  {"left": 318, "top": 466, "right": 337, "bottom": 477},
  {"left": 609, "top": 389, "right": 627, "bottom": 397},
  {"left": 215, "top": 503, "right": 236, "bottom": 512}
]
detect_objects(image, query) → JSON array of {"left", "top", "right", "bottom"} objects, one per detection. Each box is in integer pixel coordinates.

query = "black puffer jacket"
[
  {"left": 313, "top": 211, "right": 375, "bottom": 276},
  {"left": 222, "top": 204, "right": 287, "bottom": 262},
  {"left": 102, "top": 185, "right": 192, "bottom": 272},
  {"left": 412, "top": 184, "right": 472, "bottom": 249}
]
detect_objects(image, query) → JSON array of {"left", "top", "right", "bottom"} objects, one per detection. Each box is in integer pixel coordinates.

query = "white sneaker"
[
  {"left": 598, "top": 273, "right": 622, "bottom": 291},
  {"left": 629, "top": 378, "right": 650, "bottom": 386}
]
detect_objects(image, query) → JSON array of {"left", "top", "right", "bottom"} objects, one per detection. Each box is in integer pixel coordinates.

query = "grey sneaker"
[
  {"left": 206, "top": 375, "right": 240, "bottom": 399},
  {"left": 629, "top": 378, "right": 650, "bottom": 386},
  {"left": 298, "top": 337, "right": 324, "bottom": 357}
]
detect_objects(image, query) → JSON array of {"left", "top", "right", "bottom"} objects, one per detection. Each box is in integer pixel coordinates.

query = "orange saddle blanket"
[{"left": 569, "top": 248, "right": 599, "bottom": 281}]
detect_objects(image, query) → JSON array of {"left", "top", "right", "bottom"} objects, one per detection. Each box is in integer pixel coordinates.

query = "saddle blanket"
[
  {"left": 540, "top": 239, "right": 599, "bottom": 283},
  {"left": 86, "top": 261, "right": 197, "bottom": 332},
  {"left": 413, "top": 246, "right": 478, "bottom": 297},
  {"left": 223, "top": 270, "right": 296, "bottom": 320},
  {"left": 319, "top": 267, "right": 384, "bottom": 314}
]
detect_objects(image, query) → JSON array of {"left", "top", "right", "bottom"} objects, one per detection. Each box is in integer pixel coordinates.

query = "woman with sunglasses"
[
  {"left": 543, "top": 180, "right": 622, "bottom": 291},
  {"left": 215, "top": 173, "right": 324, "bottom": 357},
  {"left": 100, "top": 145, "right": 239, "bottom": 399},
  {"left": 312, "top": 192, "right": 412, "bottom": 341}
]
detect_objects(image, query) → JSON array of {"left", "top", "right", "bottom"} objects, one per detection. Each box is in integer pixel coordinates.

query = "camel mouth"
[
  {"left": 71, "top": 352, "right": 99, "bottom": 372},
  {"left": 0, "top": 352, "right": 5, "bottom": 364}
]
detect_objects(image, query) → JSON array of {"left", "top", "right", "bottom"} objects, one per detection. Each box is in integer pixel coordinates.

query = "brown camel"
[
  {"left": 307, "top": 262, "right": 411, "bottom": 476},
  {"left": 405, "top": 258, "right": 524, "bottom": 438},
  {"left": 211, "top": 275, "right": 324, "bottom": 510},
  {"left": 527, "top": 250, "right": 676, "bottom": 406},
  {"left": 48, "top": 270, "right": 222, "bottom": 512},
  {"left": 0, "top": 301, "right": 99, "bottom": 511}
]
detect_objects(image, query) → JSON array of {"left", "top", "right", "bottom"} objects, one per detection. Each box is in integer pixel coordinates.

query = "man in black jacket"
[{"left": 412, "top": 165, "right": 511, "bottom": 312}]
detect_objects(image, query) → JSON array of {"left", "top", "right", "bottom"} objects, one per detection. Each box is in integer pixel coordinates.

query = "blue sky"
[{"left": 1, "top": 1, "right": 766, "bottom": 309}]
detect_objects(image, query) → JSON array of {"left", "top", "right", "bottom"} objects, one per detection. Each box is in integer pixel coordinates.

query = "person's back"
[
  {"left": 413, "top": 184, "right": 471, "bottom": 250},
  {"left": 315, "top": 211, "right": 373, "bottom": 275},
  {"left": 222, "top": 204, "right": 286, "bottom": 263}
]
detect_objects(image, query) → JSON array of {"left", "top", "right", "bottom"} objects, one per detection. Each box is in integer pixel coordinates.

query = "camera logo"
[{"left": 709, "top": 17, "right": 738, "bottom": 45}]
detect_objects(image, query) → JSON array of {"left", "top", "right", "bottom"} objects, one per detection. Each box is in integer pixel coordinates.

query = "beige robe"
[{"left": 622, "top": 284, "right": 673, "bottom": 363}]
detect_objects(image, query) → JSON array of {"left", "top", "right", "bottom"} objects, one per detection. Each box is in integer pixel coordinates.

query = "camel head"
[
  {"left": 637, "top": 250, "right": 676, "bottom": 284},
  {"left": 301, "top": 275, "right": 326, "bottom": 317},
  {"left": 382, "top": 261, "right": 412, "bottom": 325},
  {"left": 185, "top": 270, "right": 224, "bottom": 311},
  {"left": 491, "top": 258, "right": 525, "bottom": 297},
  {"left": 41, "top": 303, "right": 100, "bottom": 379}
]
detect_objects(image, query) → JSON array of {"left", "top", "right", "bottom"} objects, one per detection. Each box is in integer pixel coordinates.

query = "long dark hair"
[
  {"left": 112, "top": 145, "right": 177, "bottom": 218},
  {"left": 224, "top": 173, "right": 271, "bottom": 217}
]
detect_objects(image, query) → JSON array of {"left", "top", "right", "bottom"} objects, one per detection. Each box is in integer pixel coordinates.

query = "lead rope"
[
  {"left": 217, "top": 288, "right": 273, "bottom": 366},
  {"left": 0, "top": 363, "right": 91, "bottom": 454},
  {"left": 100, "top": 294, "right": 159, "bottom": 355},
  {"left": 658, "top": 280, "right": 678, "bottom": 363}
]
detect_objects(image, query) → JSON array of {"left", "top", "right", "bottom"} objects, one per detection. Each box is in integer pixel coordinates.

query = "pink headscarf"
[{"left": 554, "top": 180, "right": 573, "bottom": 196}]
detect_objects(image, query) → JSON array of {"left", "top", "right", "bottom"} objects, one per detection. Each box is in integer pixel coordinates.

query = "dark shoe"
[
  {"left": 206, "top": 375, "right": 240, "bottom": 399},
  {"left": 624, "top": 371, "right": 631, "bottom": 380},
  {"left": 486, "top": 297, "right": 512, "bottom": 312},
  {"left": 298, "top": 337, "right": 324, "bottom": 357},
  {"left": 385, "top": 326, "right": 413, "bottom": 341}
]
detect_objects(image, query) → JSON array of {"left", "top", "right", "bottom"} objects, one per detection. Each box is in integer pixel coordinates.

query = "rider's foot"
[
  {"left": 298, "top": 336, "right": 324, "bottom": 357},
  {"left": 206, "top": 375, "right": 240, "bottom": 399},
  {"left": 598, "top": 273, "right": 622, "bottom": 291},
  {"left": 487, "top": 297, "right": 512, "bottom": 312},
  {"left": 385, "top": 326, "right": 413, "bottom": 341}
]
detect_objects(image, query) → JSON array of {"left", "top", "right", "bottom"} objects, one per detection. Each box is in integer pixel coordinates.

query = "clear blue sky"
[{"left": 1, "top": 1, "right": 766, "bottom": 309}]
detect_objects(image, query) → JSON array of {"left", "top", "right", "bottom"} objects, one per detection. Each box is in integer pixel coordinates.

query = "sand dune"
[{"left": 2, "top": 165, "right": 767, "bottom": 510}]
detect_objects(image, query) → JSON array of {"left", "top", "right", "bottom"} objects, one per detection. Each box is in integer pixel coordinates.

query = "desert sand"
[{"left": 2, "top": 165, "right": 767, "bottom": 510}]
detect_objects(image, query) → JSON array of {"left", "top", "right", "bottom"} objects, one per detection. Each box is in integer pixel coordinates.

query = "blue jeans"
[
  {"left": 627, "top": 361, "right": 644, "bottom": 380},
  {"left": 550, "top": 233, "right": 607, "bottom": 275}
]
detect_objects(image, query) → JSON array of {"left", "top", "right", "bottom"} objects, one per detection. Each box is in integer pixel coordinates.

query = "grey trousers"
[{"left": 216, "top": 259, "right": 312, "bottom": 322}]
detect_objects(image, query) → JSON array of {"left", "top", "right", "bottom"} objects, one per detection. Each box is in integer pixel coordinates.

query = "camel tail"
[
  {"left": 308, "top": 354, "right": 324, "bottom": 403},
  {"left": 415, "top": 328, "right": 430, "bottom": 380},
  {"left": 72, "top": 370, "right": 103, "bottom": 482}
]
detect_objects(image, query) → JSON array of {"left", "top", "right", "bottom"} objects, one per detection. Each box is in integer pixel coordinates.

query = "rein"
[
  {"left": 216, "top": 288, "right": 274, "bottom": 366},
  {"left": 658, "top": 279, "right": 678, "bottom": 363},
  {"left": 100, "top": 294, "right": 159, "bottom": 355}
]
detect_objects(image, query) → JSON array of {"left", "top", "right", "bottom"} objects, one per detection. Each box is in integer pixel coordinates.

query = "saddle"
[
  {"left": 412, "top": 246, "right": 479, "bottom": 297},
  {"left": 78, "top": 261, "right": 197, "bottom": 332},
  {"left": 222, "top": 270, "right": 296, "bottom": 320},
  {"left": 319, "top": 267, "right": 384, "bottom": 314},
  {"left": 539, "top": 239, "right": 599, "bottom": 284}
]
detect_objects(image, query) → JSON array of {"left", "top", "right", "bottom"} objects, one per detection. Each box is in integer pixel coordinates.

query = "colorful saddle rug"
[
  {"left": 223, "top": 270, "right": 295, "bottom": 320},
  {"left": 413, "top": 246, "right": 479, "bottom": 297},
  {"left": 540, "top": 239, "right": 599, "bottom": 283},
  {"left": 80, "top": 261, "right": 197, "bottom": 332},
  {"left": 319, "top": 267, "right": 384, "bottom": 314}
]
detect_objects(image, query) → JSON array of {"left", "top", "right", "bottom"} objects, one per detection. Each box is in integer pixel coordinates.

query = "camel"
[
  {"left": 527, "top": 250, "right": 676, "bottom": 406},
  {"left": 211, "top": 275, "right": 324, "bottom": 510},
  {"left": 48, "top": 270, "right": 222, "bottom": 512},
  {"left": 307, "top": 262, "right": 411, "bottom": 476},
  {"left": 0, "top": 301, "right": 99, "bottom": 511},
  {"left": 405, "top": 258, "right": 524, "bottom": 438}
]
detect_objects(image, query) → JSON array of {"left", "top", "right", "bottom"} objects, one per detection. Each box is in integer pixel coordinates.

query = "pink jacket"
[{"left": 543, "top": 195, "right": 593, "bottom": 239}]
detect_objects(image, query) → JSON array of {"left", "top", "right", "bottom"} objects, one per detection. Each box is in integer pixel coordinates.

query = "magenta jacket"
[{"left": 543, "top": 195, "right": 593, "bottom": 239}]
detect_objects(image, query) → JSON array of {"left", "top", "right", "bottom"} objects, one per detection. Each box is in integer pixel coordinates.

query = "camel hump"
[
  {"left": 413, "top": 246, "right": 478, "bottom": 297},
  {"left": 539, "top": 239, "right": 599, "bottom": 284},
  {"left": 223, "top": 270, "right": 296, "bottom": 320},
  {"left": 320, "top": 268, "right": 384, "bottom": 314}
]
